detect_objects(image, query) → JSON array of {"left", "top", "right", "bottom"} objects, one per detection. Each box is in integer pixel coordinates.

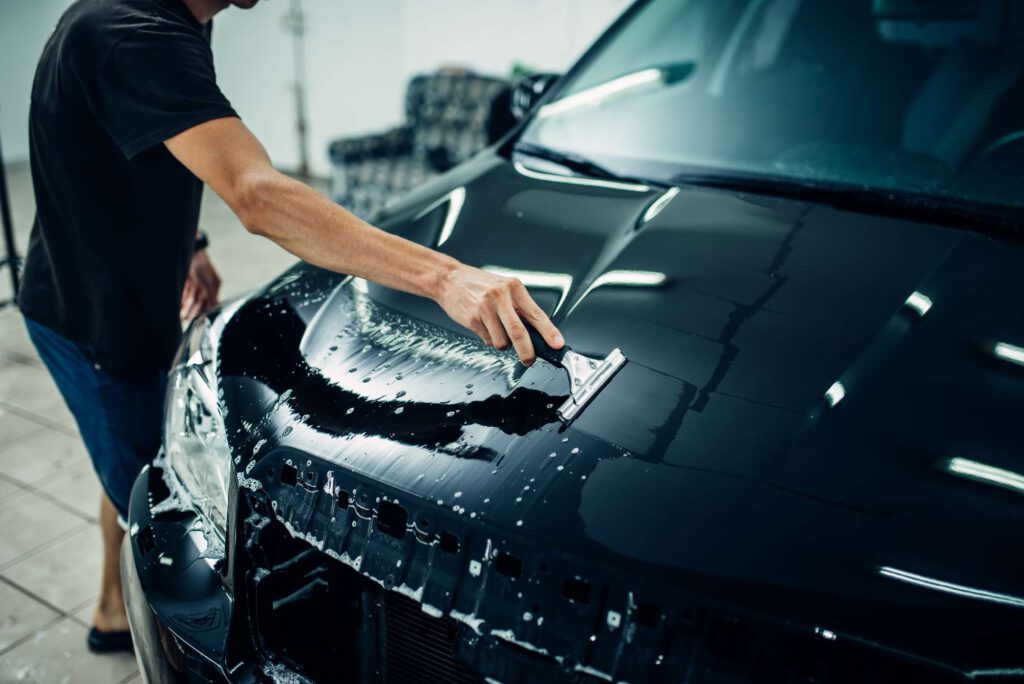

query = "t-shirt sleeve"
[{"left": 85, "top": 25, "right": 238, "bottom": 160}]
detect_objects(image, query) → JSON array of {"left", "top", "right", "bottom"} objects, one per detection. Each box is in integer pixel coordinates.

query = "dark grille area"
[
  {"left": 246, "top": 513, "right": 486, "bottom": 684},
  {"left": 382, "top": 591, "right": 483, "bottom": 684}
]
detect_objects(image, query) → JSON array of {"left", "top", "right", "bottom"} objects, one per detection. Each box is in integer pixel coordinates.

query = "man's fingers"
[
  {"left": 481, "top": 307, "right": 510, "bottom": 350},
  {"left": 180, "top": 281, "right": 196, "bottom": 321},
  {"left": 468, "top": 319, "right": 492, "bottom": 347},
  {"left": 495, "top": 289, "right": 534, "bottom": 365},
  {"left": 202, "top": 270, "right": 221, "bottom": 301},
  {"left": 511, "top": 280, "right": 563, "bottom": 348}
]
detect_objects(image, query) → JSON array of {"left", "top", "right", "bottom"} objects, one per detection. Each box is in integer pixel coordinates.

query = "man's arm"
[{"left": 165, "top": 116, "right": 563, "bottom": 364}]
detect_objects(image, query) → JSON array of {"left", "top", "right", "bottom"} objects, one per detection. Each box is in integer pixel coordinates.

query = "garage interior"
[{"left": 2, "top": 1, "right": 1023, "bottom": 682}]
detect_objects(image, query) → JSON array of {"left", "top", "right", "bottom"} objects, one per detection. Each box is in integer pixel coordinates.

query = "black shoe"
[{"left": 87, "top": 626, "right": 134, "bottom": 653}]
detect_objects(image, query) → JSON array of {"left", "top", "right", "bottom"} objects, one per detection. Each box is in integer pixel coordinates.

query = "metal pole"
[
  {"left": 286, "top": 0, "right": 310, "bottom": 178},
  {"left": 0, "top": 125, "right": 21, "bottom": 304}
]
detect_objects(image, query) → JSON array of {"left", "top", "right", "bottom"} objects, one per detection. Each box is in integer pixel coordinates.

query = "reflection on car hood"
[{"left": 218, "top": 153, "right": 1024, "bottom": 675}]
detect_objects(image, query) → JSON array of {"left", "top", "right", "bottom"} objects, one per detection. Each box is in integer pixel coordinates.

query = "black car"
[{"left": 122, "top": 0, "right": 1024, "bottom": 682}]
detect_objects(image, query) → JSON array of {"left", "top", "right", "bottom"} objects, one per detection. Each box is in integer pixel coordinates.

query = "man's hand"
[
  {"left": 180, "top": 249, "right": 222, "bottom": 324},
  {"left": 437, "top": 265, "right": 563, "bottom": 366}
]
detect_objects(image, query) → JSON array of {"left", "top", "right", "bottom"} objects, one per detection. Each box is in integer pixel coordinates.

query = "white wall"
[
  {"left": 0, "top": 0, "right": 630, "bottom": 175},
  {"left": 0, "top": 0, "right": 76, "bottom": 164}
]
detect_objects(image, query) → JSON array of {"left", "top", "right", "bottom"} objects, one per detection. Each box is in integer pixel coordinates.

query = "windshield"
[{"left": 519, "top": 0, "right": 1024, "bottom": 222}]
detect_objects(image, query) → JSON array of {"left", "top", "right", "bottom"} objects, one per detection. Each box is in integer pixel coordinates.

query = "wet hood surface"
[{"left": 218, "top": 153, "right": 1024, "bottom": 675}]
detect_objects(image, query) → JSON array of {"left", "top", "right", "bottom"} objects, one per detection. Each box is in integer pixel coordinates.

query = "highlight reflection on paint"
[
  {"left": 537, "top": 68, "right": 663, "bottom": 120},
  {"left": 483, "top": 265, "right": 574, "bottom": 314},
  {"left": 437, "top": 187, "right": 466, "bottom": 247},
  {"left": 904, "top": 291, "right": 932, "bottom": 317},
  {"left": 512, "top": 161, "right": 650, "bottom": 193},
  {"left": 641, "top": 187, "right": 680, "bottom": 224},
  {"left": 878, "top": 566, "right": 1024, "bottom": 609},
  {"left": 566, "top": 270, "right": 668, "bottom": 316},
  {"left": 992, "top": 341, "right": 1024, "bottom": 368},
  {"left": 824, "top": 381, "right": 845, "bottom": 407},
  {"left": 948, "top": 457, "right": 1024, "bottom": 495}
]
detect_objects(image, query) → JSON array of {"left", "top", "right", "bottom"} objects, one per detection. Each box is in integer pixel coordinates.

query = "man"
[{"left": 19, "top": 0, "right": 563, "bottom": 653}]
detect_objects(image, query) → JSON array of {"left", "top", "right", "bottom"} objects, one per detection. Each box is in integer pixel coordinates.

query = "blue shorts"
[{"left": 24, "top": 316, "right": 167, "bottom": 519}]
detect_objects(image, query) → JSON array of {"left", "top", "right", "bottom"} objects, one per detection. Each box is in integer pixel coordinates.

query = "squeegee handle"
[{"left": 527, "top": 323, "right": 567, "bottom": 367}]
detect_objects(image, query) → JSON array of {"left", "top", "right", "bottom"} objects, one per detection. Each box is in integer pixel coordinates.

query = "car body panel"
[{"left": 206, "top": 151, "right": 1024, "bottom": 678}]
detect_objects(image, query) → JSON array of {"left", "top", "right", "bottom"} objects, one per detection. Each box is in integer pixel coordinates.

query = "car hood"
[{"left": 218, "top": 153, "right": 1024, "bottom": 675}]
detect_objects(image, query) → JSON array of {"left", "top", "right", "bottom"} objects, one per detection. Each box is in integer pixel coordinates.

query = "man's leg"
[
  {"left": 96, "top": 492, "right": 129, "bottom": 633},
  {"left": 23, "top": 316, "right": 166, "bottom": 651}
]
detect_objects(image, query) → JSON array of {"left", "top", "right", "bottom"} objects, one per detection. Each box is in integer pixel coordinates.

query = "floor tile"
[
  {"left": 2, "top": 525, "right": 101, "bottom": 613},
  {"left": 0, "top": 430, "right": 89, "bottom": 488},
  {"left": 0, "top": 581, "right": 61, "bottom": 653},
  {"left": 36, "top": 464, "right": 101, "bottom": 521},
  {"left": 0, "top": 408, "right": 44, "bottom": 452},
  {"left": 0, "top": 617, "right": 137, "bottom": 683},
  {"left": 0, "top": 317, "right": 39, "bottom": 365},
  {"left": 0, "top": 492, "right": 86, "bottom": 567},
  {"left": 68, "top": 600, "right": 96, "bottom": 629},
  {"left": 0, "top": 477, "right": 20, "bottom": 500},
  {"left": 0, "top": 364, "right": 75, "bottom": 431}
]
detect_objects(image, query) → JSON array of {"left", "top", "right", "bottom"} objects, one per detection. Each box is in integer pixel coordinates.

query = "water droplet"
[
  {"left": 362, "top": 377, "right": 371, "bottom": 383},
  {"left": 396, "top": 390, "right": 406, "bottom": 399},
  {"left": 466, "top": 383, "right": 474, "bottom": 389},
  {"left": 454, "top": 491, "right": 462, "bottom": 498},
  {"left": 556, "top": 465, "right": 564, "bottom": 471},
  {"left": 466, "top": 390, "right": 474, "bottom": 396},
  {"left": 549, "top": 452, "right": 557, "bottom": 458},
  {"left": 546, "top": 403, "right": 553, "bottom": 409},
  {"left": 395, "top": 373, "right": 403, "bottom": 381},
  {"left": 561, "top": 437, "right": 569, "bottom": 443},
  {"left": 346, "top": 407, "right": 355, "bottom": 415},
  {"left": 446, "top": 410, "right": 456, "bottom": 418},
  {"left": 348, "top": 367, "right": 358, "bottom": 373},
  {"left": 571, "top": 447, "right": 580, "bottom": 455},
  {"left": 329, "top": 346, "right": 338, "bottom": 352},
  {"left": 516, "top": 520, "right": 523, "bottom": 527},
  {"left": 394, "top": 406, "right": 405, "bottom": 415},
  {"left": 282, "top": 426, "right": 293, "bottom": 436}
]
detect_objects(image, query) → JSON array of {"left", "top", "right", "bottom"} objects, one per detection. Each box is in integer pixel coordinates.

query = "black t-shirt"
[{"left": 19, "top": 0, "right": 237, "bottom": 377}]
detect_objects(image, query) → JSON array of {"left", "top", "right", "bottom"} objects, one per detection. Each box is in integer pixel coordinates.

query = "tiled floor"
[{"left": 0, "top": 163, "right": 301, "bottom": 682}]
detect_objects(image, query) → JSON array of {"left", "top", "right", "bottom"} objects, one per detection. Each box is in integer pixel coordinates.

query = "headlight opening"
[{"left": 163, "top": 316, "right": 232, "bottom": 540}]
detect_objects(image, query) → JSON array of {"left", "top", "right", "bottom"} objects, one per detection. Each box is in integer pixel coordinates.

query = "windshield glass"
[{"left": 519, "top": 0, "right": 1024, "bottom": 220}]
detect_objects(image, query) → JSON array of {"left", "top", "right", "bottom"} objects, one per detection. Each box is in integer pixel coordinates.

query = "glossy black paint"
[
  {"left": 127, "top": 145, "right": 1024, "bottom": 681},
  {"left": 199, "top": 149, "right": 1024, "bottom": 679}
]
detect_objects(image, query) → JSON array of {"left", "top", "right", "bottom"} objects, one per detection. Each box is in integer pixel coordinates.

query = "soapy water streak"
[{"left": 301, "top": 282, "right": 519, "bottom": 402}]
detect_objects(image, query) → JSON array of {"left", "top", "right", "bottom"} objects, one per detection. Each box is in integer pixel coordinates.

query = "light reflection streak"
[
  {"left": 537, "top": 68, "right": 663, "bottom": 120},
  {"left": 436, "top": 187, "right": 466, "bottom": 247},
  {"left": 878, "top": 566, "right": 1024, "bottom": 609},
  {"left": 512, "top": 161, "right": 650, "bottom": 193},
  {"left": 993, "top": 341, "right": 1024, "bottom": 368},
  {"left": 824, "top": 381, "right": 845, "bottom": 407},
  {"left": 904, "top": 291, "right": 932, "bottom": 317},
  {"left": 483, "top": 265, "right": 574, "bottom": 315},
  {"left": 948, "top": 457, "right": 1024, "bottom": 495},
  {"left": 641, "top": 187, "right": 680, "bottom": 224},
  {"left": 566, "top": 270, "right": 668, "bottom": 316}
]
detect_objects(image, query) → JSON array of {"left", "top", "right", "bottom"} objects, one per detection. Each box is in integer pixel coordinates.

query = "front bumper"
[{"left": 123, "top": 464, "right": 253, "bottom": 683}]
